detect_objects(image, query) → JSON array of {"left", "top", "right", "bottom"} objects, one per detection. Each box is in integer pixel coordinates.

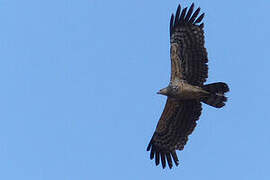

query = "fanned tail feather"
[{"left": 202, "top": 82, "right": 229, "bottom": 108}]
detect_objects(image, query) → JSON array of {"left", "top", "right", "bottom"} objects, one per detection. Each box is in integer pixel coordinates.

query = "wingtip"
[
  {"left": 150, "top": 146, "right": 155, "bottom": 160},
  {"left": 161, "top": 153, "right": 166, "bottom": 169},
  {"left": 178, "top": 6, "right": 187, "bottom": 24},
  {"left": 191, "top": 3, "right": 195, "bottom": 9},
  {"left": 177, "top": 4, "right": 181, "bottom": 12},
  {"left": 199, "top": 23, "right": 204, "bottom": 29},
  {"left": 171, "top": 151, "right": 179, "bottom": 166},
  {"left": 182, "top": 7, "right": 188, "bottom": 13},
  {"left": 185, "top": 3, "right": 195, "bottom": 21},
  {"left": 195, "top": 13, "right": 205, "bottom": 24},
  {"left": 189, "top": 7, "right": 200, "bottom": 23},
  {"left": 201, "top": 13, "right": 205, "bottom": 18},
  {"left": 176, "top": 4, "right": 181, "bottom": 14},
  {"left": 170, "top": 13, "right": 174, "bottom": 21},
  {"left": 155, "top": 151, "right": 160, "bottom": 166},
  {"left": 170, "top": 13, "right": 174, "bottom": 34},
  {"left": 146, "top": 143, "right": 151, "bottom": 151},
  {"left": 174, "top": 4, "right": 181, "bottom": 25}
]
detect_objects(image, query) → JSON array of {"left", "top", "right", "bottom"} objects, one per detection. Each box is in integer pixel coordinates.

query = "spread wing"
[
  {"left": 170, "top": 3, "right": 208, "bottom": 86},
  {"left": 147, "top": 98, "right": 202, "bottom": 169}
]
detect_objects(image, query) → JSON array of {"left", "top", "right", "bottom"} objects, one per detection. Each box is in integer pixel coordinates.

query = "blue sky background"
[{"left": 1, "top": 0, "right": 270, "bottom": 179}]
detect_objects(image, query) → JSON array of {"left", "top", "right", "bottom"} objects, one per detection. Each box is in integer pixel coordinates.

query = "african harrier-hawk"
[{"left": 147, "top": 3, "right": 229, "bottom": 169}]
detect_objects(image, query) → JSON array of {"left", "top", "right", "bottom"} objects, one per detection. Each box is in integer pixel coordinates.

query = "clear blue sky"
[{"left": 1, "top": 0, "right": 270, "bottom": 179}]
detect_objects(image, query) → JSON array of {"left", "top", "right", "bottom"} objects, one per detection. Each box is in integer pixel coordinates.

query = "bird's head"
[
  {"left": 157, "top": 85, "right": 179, "bottom": 97},
  {"left": 157, "top": 87, "right": 170, "bottom": 96}
]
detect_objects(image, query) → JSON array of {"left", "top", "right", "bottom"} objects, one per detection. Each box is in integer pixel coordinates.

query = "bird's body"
[
  {"left": 159, "top": 79, "right": 209, "bottom": 100},
  {"left": 147, "top": 3, "right": 230, "bottom": 169}
]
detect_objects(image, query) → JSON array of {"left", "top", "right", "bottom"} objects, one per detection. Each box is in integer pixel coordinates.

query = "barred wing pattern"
[
  {"left": 147, "top": 99, "right": 202, "bottom": 168},
  {"left": 147, "top": 3, "right": 207, "bottom": 169},
  {"left": 170, "top": 3, "right": 208, "bottom": 86}
]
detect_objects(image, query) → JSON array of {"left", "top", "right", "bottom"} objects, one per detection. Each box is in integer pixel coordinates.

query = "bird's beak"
[{"left": 157, "top": 88, "right": 167, "bottom": 95}]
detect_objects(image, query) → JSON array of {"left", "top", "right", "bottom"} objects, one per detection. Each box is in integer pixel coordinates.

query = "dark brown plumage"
[{"left": 147, "top": 3, "right": 229, "bottom": 169}]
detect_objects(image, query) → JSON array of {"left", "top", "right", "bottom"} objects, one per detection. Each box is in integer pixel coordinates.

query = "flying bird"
[{"left": 147, "top": 3, "right": 229, "bottom": 169}]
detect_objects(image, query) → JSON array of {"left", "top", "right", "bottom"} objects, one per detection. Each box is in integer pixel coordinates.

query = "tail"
[{"left": 201, "top": 82, "right": 229, "bottom": 108}]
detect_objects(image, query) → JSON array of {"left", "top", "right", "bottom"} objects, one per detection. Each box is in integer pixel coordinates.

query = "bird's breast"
[{"left": 174, "top": 83, "right": 207, "bottom": 100}]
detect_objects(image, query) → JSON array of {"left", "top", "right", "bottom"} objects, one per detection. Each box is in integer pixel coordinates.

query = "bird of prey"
[{"left": 147, "top": 3, "right": 229, "bottom": 169}]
